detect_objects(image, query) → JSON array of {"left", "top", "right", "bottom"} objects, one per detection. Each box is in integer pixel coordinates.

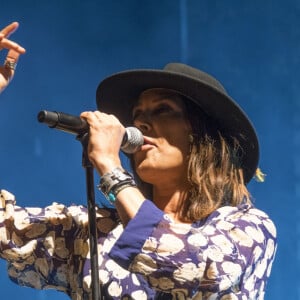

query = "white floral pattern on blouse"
[{"left": 0, "top": 189, "right": 277, "bottom": 300}]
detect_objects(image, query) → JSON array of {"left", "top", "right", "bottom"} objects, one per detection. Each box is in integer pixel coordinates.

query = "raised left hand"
[{"left": 0, "top": 22, "right": 26, "bottom": 93}]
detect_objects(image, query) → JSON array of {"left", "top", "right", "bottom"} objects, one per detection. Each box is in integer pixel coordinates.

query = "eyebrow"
[
  {"left": 134, "top": 95, "right": 169, "bottom": 107},
  {"left": 132, "top": 98, "right": 173, "bottom": 116}
]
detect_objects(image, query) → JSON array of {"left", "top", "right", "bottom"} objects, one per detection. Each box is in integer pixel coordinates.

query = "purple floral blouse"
[{"left": 0, "top": 189, "right": 277, "bottom": 300}]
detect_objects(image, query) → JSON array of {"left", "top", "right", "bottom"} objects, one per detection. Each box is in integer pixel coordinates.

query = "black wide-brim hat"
[{"left": 96, "top": 62, "right": 259, "bottom": 183}]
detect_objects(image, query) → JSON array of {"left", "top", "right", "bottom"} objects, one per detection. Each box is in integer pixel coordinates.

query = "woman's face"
[{"left": 132, "top": 89, "right": 191, "bottom": 185}]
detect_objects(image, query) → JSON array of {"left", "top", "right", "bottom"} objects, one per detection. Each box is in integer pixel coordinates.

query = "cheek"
[
  {"left": 163, "top": 143, "right": 189, "bottom": 165},
  {"left": 164, "top": 129, "right": 191, "bottom": 157},
  {"left": 132, "top": 120, "right": 191, "bottom": 169}
]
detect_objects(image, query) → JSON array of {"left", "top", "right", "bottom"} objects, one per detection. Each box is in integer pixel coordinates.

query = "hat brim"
[{"left": 96, "top": 68, "right": 259, "bottom": 183}]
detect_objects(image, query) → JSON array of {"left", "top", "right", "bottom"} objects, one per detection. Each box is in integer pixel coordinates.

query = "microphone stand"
[{"left": 77, "top": 133, "right": 102, "bottom": 300}]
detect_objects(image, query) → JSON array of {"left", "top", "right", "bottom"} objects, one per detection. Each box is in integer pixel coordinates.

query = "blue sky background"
[{"left": 0, "top": 1, "right": 299, "bottom": 299}]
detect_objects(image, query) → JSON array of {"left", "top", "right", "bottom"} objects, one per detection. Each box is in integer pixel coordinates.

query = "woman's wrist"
[
  {"left": 97, "top": 167, "right": 137, "bottom": 205},
  {"left": 93, "top": 157, "right": 122, "bottom": 176}
]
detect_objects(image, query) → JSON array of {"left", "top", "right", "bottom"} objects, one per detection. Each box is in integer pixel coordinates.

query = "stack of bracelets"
[{"left": 98, "top": 167, "right": 137, "bottom": 204}]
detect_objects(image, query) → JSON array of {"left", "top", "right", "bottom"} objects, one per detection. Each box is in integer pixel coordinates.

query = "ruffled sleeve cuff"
[{"left": 108, "top": 200, "right": 163, "bottom": 269}]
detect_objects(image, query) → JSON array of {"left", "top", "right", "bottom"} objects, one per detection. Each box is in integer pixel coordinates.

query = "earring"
[
  {"left": 188, "top": 134, "right": 194, "bottom": 153},
  {"left": 188, "top": 134, "right": 194, "bottom": 143}
]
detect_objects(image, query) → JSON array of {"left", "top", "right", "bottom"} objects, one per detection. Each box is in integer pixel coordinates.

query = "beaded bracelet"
[{"left": 97, "top": 167, "right": 136, "bottom": 204}]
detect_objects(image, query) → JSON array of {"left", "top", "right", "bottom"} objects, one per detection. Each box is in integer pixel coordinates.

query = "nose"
[
  {"left": 134, "top": 113, "right": 152, "bottom": 134},
  {"left": 135, "top": 119, "right": 152, "bottom": 134}
]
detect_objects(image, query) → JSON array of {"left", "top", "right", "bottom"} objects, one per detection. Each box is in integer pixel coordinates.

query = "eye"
[{"left": 153, "top": 104, "right": 172, "bottom": 115}]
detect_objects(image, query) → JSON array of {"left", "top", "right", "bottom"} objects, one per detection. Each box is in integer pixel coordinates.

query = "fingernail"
[{"left": 19, "top": 46, "right": 26, "bottom": 53}]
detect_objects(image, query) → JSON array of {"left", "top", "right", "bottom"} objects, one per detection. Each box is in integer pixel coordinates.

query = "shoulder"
[{"left": 197, "top": 204, "right": 277, "bottom": 244}]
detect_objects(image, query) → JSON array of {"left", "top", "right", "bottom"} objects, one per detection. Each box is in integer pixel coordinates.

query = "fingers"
[
  {"left": 0, "top": 21, "right": 19, "bottom": 38},
  {"left": 80, "top": 110, "right": 99, "bottom": 120},
  {"left": 0, "top": 21, "right": 26, "bottom": 54},
  {"left": 80, "top": 110, "right": 119, "bottom": 120},
  {"left": 80, "top": 111, "right": 99, "bottom": 127},
  {"left": 0, "top": 37, "right": 26, "bottom": 54},
  {"left": 80, "top": 111, "right": 124, "bottom": 174},
  {"left": 1, "top": 52, "right": 19, "bottom": 81},
  {"left": 0, "top": 21, "right": 26, "bottom": 87},
  {"left": 80, "top": 111, "right": 109, "bottom": 131},
  {"left": 80, "top": 111, "right": 121, "bottom": 129},
  {"left": 80, "top": 111, "right": 125, "bottom": 138}
]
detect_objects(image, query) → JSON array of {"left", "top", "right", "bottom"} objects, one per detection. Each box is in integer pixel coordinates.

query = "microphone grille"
[{"left": 121, "top": 127, "right": 144, "bottom": 154}]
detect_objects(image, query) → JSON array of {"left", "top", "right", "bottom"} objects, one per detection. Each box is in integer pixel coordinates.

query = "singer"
[{"left": 0, "top": 49, "right": 276, "bottom": 298}]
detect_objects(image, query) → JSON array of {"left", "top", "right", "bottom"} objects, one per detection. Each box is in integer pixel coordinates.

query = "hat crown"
[
  {"left": 164, "top": 63, "right": 227, "bottom": 96},
  {"left": 96, "top": 62, "right": 259, "bottom": 183}
]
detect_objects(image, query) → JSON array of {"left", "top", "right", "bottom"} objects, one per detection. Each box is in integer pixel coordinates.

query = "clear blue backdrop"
[{"left": 0, "top": 1, "right": 298, "bottom": 299}]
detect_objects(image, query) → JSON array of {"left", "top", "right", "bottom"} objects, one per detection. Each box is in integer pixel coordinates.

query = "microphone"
[{"left": 37, "top": 110, "right": 144, "bottom": 154}]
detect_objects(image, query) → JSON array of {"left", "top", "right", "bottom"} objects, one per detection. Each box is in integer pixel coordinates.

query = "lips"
[
  {"left": 143, "top": 136, "right": 156, "bottom": 145},
  {"left": 140, "top": 136, "right": 156, "bottom": 151}
]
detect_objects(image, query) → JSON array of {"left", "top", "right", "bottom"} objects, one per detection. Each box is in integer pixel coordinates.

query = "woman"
[
  {"left": 1, "top": 62, "right": 276, "bottom": 299},
  {"left": 0, "top": 22, "right": 26, "bottom": 93}
]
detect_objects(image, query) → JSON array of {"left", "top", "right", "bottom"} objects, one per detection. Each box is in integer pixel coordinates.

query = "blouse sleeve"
[
  {"left": 107, "top": 199, "right": 277, "bottom": 299},
  {"left": 0, "top": 189, "right": 118, "bottom": 298}
]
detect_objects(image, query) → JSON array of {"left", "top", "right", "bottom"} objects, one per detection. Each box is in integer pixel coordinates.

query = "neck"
[{"left": 152, "top": 181, "right": 190, "bottom": 222}]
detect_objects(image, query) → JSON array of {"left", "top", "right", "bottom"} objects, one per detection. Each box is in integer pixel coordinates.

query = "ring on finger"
[{"left": 4, "top": 59, "right": 17, "bottom": 70}]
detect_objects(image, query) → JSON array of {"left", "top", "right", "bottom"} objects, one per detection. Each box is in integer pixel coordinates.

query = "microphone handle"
[
  {"left": 37, "top": 110, "right": 88, "bottom": 135},
  {"left": 37, "top": 110, "right": 144, "bottom": 153}
]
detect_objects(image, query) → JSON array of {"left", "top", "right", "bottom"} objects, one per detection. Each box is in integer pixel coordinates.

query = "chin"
[{"left": 135, "top": 163, "right": 157, "bottom": 182}]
